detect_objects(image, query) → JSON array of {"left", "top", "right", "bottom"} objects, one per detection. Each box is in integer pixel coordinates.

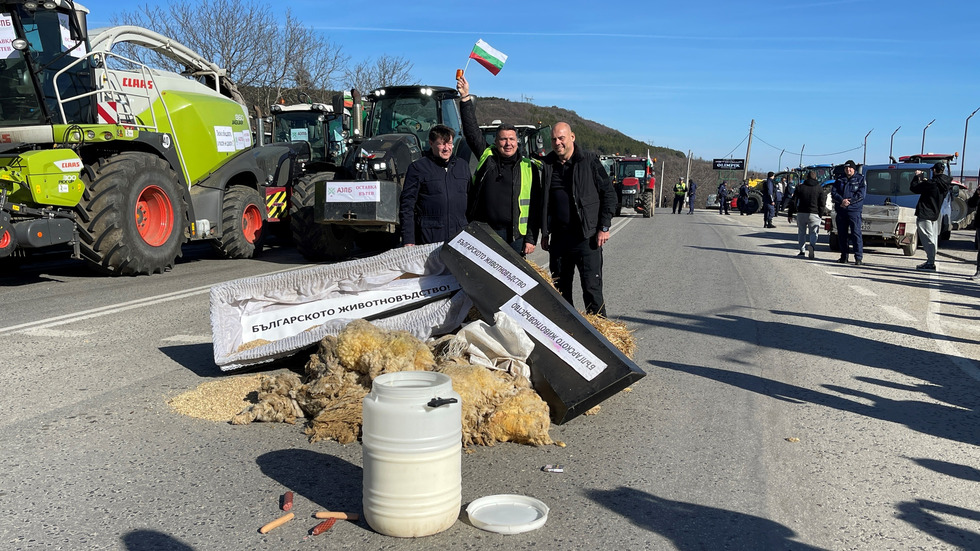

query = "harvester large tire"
[
  {"left": 289, "top": 172, "right": 355, "bottom": 261},
  {"left": 744, "top": 190, "right": 763, "bottom": 214},
  {"left": 640, "top": 191, "right": 653, "bottom": 218},
  {"left": 0, "top": 211, "right": 16, "bottom": 259},
  {"left": 212, "top": 186, "right": 266, "bottom": 259},
  {"left": 78, "top": 152, "right": 185, "bottom": 275}
]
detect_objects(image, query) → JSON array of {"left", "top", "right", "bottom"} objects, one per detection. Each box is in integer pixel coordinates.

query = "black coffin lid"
[{"left": 439, "top": 222, "right": 645, "bottom": 424}]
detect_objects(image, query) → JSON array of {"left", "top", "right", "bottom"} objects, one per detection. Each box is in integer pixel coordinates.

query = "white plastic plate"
[{"left": 466, "top": 494, "right": 549, "bottom": 534}]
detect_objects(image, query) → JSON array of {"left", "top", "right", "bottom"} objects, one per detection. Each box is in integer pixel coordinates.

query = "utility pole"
[
  {"left": 961, "top": 107, "right": 980, "bottom": 182},
  {"left": 799, "top": 144, "right": 805, "bottom": 167},
  {"left": 685, "top": 150, "right": 692, "bottom": 182},
  {"left": 778, "top": 149, "right": 785, "bottom": 171},
  {"left": 863, "top": 129, "right": 873, "bottom": 166},
  {"left": 889, "top": 126, "right": 901, "bottom": 161},
  {"left": 921, "top": 119, "right": 935, "bottom": 154},
  {"left": 743, "top": 119, "right": 754, "bottom": 181}
]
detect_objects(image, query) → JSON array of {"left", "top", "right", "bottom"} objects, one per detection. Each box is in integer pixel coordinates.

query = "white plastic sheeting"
[{"left": 210, "top": 243, "right": 472, "bottom": 371}]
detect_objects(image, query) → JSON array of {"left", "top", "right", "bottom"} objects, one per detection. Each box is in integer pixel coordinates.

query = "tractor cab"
[
  {"left": 341, "top": 85, "right": 469, "bottom": 182},
  {"left": 269, "top": 100, "right": 349, "bottom": 169},
  {"left": 0, "top": 0, "right": 92, "bottom": 129},
  {"left": 479, "top": 120, "right": 553, "bottom": 160}
]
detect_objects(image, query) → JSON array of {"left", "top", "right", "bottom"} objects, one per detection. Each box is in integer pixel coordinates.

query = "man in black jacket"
[
  {"left": 533, "top": 122, "right": 616, "bottom": 316},
  {"left": 456, "top": 74, "right": 542, "bottom": 255},
  {"left": 398, "top": 125, "right": 470, "bottom": 246},
  {"left": 910, "top": 162, "right": 952, "bottom": 271},
  {"left": 788, "top": 170, "right": 823, "bottom": 259}
]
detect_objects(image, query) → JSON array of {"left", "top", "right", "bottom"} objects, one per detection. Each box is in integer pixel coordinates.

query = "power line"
[
  {"left": 754, "top": 134, "right": 862, "bottom": 158},
  {"left": 722, "top": 134, "right": 749, "bottom": 159}
]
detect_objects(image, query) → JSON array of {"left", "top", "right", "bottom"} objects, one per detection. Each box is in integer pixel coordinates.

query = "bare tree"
[
  {"left": 111, "top": 0, "right": 347, "bottom": 108},
  {"left": 343, "top": 54, "right": 415, "bottom": 93}
]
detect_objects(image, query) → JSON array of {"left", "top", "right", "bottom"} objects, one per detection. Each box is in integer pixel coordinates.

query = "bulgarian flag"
[{"left": 469, "top": 39, "right": 508, "bottom": 75}]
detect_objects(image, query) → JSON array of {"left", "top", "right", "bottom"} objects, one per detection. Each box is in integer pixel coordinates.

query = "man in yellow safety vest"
[{"left": 457, "top": 74, "right": 542, "bottom": 255}]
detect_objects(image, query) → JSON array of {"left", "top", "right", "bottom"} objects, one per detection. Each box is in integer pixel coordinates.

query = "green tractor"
[{"left": 0, "top": 1, "right": 300, "bottom": 274}]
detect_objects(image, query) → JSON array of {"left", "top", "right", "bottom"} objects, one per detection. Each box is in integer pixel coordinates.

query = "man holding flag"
[{"left": 456, "top": 73, "right": 542, "bottom": 256}]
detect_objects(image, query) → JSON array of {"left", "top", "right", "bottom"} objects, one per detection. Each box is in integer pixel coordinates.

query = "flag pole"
[{"left": 462, "top": 58, "right": 471, "bottom": 75}]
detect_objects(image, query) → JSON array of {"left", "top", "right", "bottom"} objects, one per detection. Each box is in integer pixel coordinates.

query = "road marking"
[
  {"left": 161, "top": 335, "right": 213, "bottom": 344},
  {"left": 940, "top": 320, "right": 980, "bottom": 334},
  {"left": 849, "top": 285, "right": 876, "bottom": 296},
  {"left": 880, "top": 305, "right": 916, "bottom": 322},
  {"left": 0, "top": 265, "right": 311, "bottom": 335},
  {"left": 927, "top": 280, "right": 980, "bottom": 382},
  {"left": 21, "top": 328, "right": 96, "bottom": 338}
]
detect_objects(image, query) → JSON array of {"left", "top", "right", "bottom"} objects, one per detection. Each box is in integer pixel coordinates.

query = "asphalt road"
[{"left": 1, "top": 211, "right": 979, "bottom": 550}]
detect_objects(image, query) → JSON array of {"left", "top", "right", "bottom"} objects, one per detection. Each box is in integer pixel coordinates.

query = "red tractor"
[{"left": 612, "top": 156, "right": 656, "bottom": 217}]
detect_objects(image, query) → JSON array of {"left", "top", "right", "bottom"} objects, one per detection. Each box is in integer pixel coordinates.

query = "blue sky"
[{"left": 80, "top": 0, "right": 980, "bottom": 177}]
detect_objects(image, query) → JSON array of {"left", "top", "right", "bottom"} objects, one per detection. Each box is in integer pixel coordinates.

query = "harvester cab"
[
  {"left": 0, "top": 1, "right": 300, "bottom": 274},
  {"left": 612, "top": 155, "right": 655, "bottom": 218},
  {"left": 295, "top": 85, "right": 469, "bottom": 261}
]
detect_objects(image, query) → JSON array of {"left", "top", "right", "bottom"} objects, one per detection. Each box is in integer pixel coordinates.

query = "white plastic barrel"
[{"left": 362, "top": 371, "right": 462, "bottom": 537}]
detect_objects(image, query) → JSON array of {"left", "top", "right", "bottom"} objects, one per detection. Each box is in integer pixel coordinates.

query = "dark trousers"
[
  {"left": 549, "top": 233, "right": 606, "bottom": 316},
  {"left": 763, "top": 203, "right": 775, "bottom": 225},
  {"left": 492, "top": 228, "right": 525, "bottom": 256},
  {"left": 836, "top": 209, "right": 864, "bottom": 260},
  {"left": 672, "top": 195, "right": 684, "bottom": 213},
  {"left": 718, "top": 198, "right": 729, "bottom": 214}
]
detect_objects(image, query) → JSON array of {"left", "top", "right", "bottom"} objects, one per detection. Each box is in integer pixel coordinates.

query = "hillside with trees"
[{"left": 472, "top": 97, "right": 764, "bottom": 207}]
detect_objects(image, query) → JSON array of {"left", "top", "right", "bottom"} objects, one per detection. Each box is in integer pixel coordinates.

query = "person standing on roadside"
[
  {"left": 831, "top": 160, "right": 866, "bottom": 265},
  {"left": 687, "top": 179, "right": 697, "bottom": 214},
  {"left": 672, "top": 177, "right": 687, "bottom": 214},
  {"left": 788, "top": 170, "right": 823, "bottom": 259},
  {"left": 717, "top": 181, "right": 731, "bottom": 215},
  {"left": 968, "top": 186, "right": 980, "bottom": 280},
  {"left": 456, "top": 74, "right": 541, "bottom": 255},
  {"left": 738, "top": 180, "right": 749, "bottom": 215},
  {"left": 761, "top": 171, "right": 777, "bottom": 228},
  {"left": 534, "top": 122, "right": 616, "bottom": 316},
  {"left": 910, "top": 162, "right": 952, "bottom": 271},
  {"left": 398, "top": 125, "right": 470, "bottom": 246}
]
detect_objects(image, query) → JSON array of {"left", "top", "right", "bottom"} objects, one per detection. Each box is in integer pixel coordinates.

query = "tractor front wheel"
[
  {"left": 289, "top": 172, "right": 355, "bottom": 261},
  {"left": 78, "top": 152, "right": 185, "bottom": 275},
  {"left": 640, "top": 191, "right": 653, "bottom": 218},
  {"left": 212, "top": 186, "right": 267, "bottom": 259}
]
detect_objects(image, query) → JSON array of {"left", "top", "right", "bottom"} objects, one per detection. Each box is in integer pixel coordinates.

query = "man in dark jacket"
[
  {"left": 533, "top": 122, "right": 616, "bottom": 316},
  {"left": 831, "top": 160, "right": 866, "bottom": 265},
  {"left": 761, "top": 172, "right": 777, "bottom": 228},
  {"left": 717, "top": 181, "right": 730, "bottom": 215},
  {"left": 399, "top": 125, "right": 470, "bottom": 246},
  {"left": 788, "top": 170, "right": 823, "bottom": 259},
  {"left": 456, "top": 75, "right": 542, "bottom": 255},
  {"left": 687, "top": 179, "right": 697, "bottom": 214},
  {"left": 738, "top": 180, "right": 749, "bottom": 215},
  {"left": 910, "top": 162, "right": 952, "bottom": 271}
]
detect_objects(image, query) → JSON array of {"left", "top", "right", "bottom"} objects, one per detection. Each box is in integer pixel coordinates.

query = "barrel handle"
[{"left": 427, "top": 397, "right": 458, "bottom": 408}]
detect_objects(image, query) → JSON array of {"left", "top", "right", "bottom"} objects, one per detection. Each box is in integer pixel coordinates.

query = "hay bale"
[{"left": 168, "top": 375, "right": 263, "bottom": 422}]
